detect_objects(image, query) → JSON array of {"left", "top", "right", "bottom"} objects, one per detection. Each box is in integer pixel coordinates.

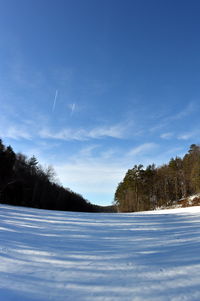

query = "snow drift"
[{"left": 0, "top": 204, "right": 200, "bottom": 300}]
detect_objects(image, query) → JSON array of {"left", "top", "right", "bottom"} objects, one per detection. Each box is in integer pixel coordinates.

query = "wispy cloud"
[
  {"left": 170, "top": 102, "right": 197, "bottom": 120},
  {"left": 68, "top": 103, "right": 76, "bottom": 116},
  {"left": 160, "top": 132, "right": 173, "bottom": 139},
  {"left": 88, "top": 124, "right": 126, "bottom": 139},
  {"left": 150, "top": 102, "right": 198, "bottom": 133},
  {"left": 39, "top": 123, "right": 128, "bottom": 141},
  {"left": 128, "top": 143, "right": 158, "bottom": 157},
  {"left": 0, "top": 126, "right": 32, "bottom": 140},
  {"left": 178, "top": 130, "right": 200, "bottom": 140},
  {"left": 39, "top": 128, "right": 85, "bottom": 141},
  {"left": 79, "top": 144, "right": 100, "bottom": 157}
]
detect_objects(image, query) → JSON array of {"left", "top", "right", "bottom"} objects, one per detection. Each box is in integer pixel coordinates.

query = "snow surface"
[
  {"left": 188, "top": 194, "right": 200, "bottom": 201},
  {"left": 1, "top": 205, "right": 200, "bottom": 301}
]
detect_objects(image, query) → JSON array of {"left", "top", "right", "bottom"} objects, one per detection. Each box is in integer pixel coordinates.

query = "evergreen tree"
[
  {"left": 114, "top": 144, "right": 200, "bottom": 212},
  {"left": 0, "top": 138, "right": 103, "bottom": 212}
]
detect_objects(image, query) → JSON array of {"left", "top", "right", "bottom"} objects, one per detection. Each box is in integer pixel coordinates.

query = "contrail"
[
  {"left": 52, "top": 90, "right": 58, "bottom": 112},
  {"left": 71, "top": 103, "right": 76, "bottom": 115}
]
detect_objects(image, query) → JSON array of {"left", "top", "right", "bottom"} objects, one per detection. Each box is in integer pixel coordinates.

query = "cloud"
[
  {"left": 178, "top": 130, "right": 200, "bottom": 140},
  {"left": 79, "top": 144, "right": 100, "bottom": 157},
  {"left": 68, "top": 103, "right": 76, "bottom": 115},
  {"left": 128, "top": 143, "right": 158, "bottom": 157},
  {"left": 150, "top": 102, "right": 198, "bottom": 134},
  {"left": 171, "top": 102, "right": 197, "bottom": 120},
  {"left": 0, "top": 126, "right": 32, "bottom": 140},
  {"left": 160, "top": 132, "right": 173, "bottom": 139},
  {"left": 39, "top": 123, "right": 128, "bottom": 141},
  {"left": 88, "top": 124, "right": 126, "bottom": 139}
]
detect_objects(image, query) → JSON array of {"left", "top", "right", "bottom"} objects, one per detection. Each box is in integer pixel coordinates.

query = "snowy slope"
[{"left": 0, "top": 205, "right": 200, "bottom": 301}]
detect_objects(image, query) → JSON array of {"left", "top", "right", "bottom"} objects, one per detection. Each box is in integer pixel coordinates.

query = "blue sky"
[{"left": 1, "top": 0, "right": 200, "bottom": 206}]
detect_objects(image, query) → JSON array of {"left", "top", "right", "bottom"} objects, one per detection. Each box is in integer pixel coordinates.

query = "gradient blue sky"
[{"left": 1, "top": 0, "right": 200, "bottom": 205}]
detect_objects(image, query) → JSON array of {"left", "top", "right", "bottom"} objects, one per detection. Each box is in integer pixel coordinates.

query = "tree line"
[
  {"left": 114, "top": 144, "right": 200, "bottom": 212},
  {"left": 0, "top": 139, "right": 115, "bottom": 212}
]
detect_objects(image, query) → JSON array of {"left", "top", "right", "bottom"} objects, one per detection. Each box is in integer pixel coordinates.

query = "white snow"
[
  {"left": 1, "top": 205, "right": 200, "bottom": 301},
  {"left": 188, "top": 194, "right": 200, "bottom": 201}
]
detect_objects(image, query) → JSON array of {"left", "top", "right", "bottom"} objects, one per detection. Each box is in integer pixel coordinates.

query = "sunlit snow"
[{"left": 1, "top": 205, "right": 200, "bottom": 300}]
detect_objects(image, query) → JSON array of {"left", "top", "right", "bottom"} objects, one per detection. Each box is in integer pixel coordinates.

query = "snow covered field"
[{"left": 1, "top": 205, "right": 200, "bottom": 301}]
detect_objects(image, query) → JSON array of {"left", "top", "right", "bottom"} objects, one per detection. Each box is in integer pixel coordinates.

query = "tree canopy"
[
  {"left": 0, "top": 139, "right": 114, "bottom": 212},
  {"left": 114, "top": 145, "right": 200, "bottom": 212}
]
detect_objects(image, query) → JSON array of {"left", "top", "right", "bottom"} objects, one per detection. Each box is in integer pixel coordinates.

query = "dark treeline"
[
  {"left": 114, "top": 144, "right": 200, "bottom": 212},
  {"left": 0, "top": 139, "right": 114, "bottom": 212}
]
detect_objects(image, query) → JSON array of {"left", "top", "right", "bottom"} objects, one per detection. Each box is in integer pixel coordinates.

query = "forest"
[
  {"left": 114, "top": 144, "right": 200, "bottom": 212},
  {"left": 0, "top": 139, "right": 115, "bottom": 213},
  {"left": 1, "top": 139, "right": 200, "bottom": 214}
]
